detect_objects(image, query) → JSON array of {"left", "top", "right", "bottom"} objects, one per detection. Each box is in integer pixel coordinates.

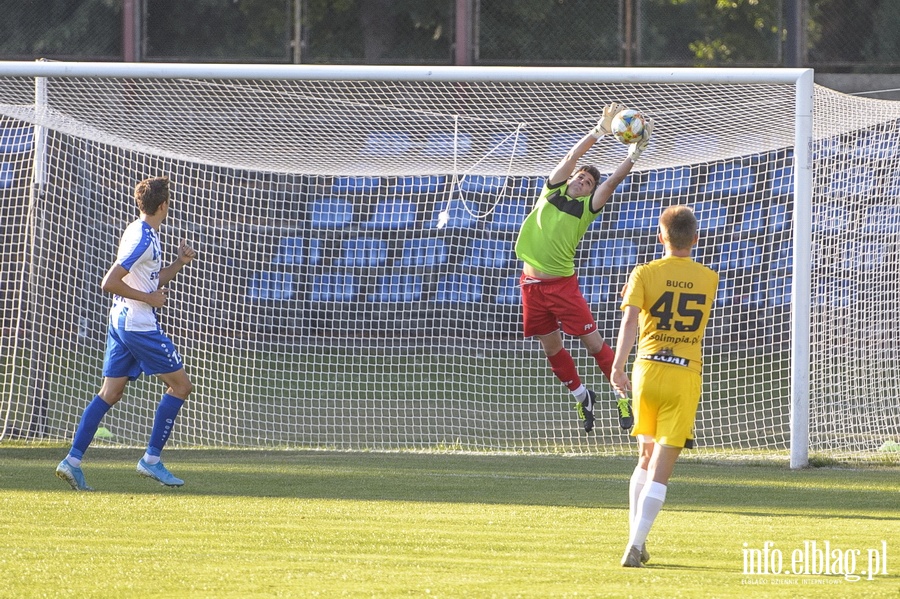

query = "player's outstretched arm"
[
  {"left": 590, "top": 117, "right": 652, "bottom": 211},
  {"left": 628, "top": 118, "right": 653, "bottom": 163},
  {"left": 548, "top": 102, "right": 626, "bottom": 186},
  {"left": 591, "top": 120, "right": 653, "bottom": 212},
  {"left": 590, "top": 102, "right": 627, "bottom": 138},
  {"left": 590, "top": 154, "right": 635, "bottom": 212}
]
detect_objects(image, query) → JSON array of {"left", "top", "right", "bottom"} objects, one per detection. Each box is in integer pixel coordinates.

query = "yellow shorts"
[{"left": 631, "top": 359, "right": 701, "bottom": 448}]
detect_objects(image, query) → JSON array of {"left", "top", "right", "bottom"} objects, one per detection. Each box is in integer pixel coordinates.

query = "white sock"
[
  {"left": 629, "top": 481, "right": 667, "bottom": 548},
  {"left": 572, "top": 385, "right": 588, "bottom": 403},
  {"left": 66, "top": 456, "right": 82, "bottom": 468},
  {"left": 629, "top": 467, "right": 648, "bottom": 538},
  {"left": 142, "top": 453, "right": 160, "bottom": 465}
]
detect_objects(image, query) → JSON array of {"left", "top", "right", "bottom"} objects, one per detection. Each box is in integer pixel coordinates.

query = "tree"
[{"left": 638, "top": 0, "right": 782, "bottom": 66}]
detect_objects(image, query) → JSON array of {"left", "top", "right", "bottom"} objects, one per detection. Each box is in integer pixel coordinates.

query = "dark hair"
[
  {"left": 134, "top": 177, "right": 170, "bottom": 215},
  {"left": 574, "top": 165, "right": 602, "bottom": 187}
]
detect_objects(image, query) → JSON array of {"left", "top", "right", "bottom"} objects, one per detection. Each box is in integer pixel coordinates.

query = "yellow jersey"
[{"left": 621, "top": 255, "right": 719, "bottom": 374}]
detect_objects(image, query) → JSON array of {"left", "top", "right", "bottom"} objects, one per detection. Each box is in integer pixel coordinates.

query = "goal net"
[{"left": 0, "top": 63, "right": 897, "bottom": 467}]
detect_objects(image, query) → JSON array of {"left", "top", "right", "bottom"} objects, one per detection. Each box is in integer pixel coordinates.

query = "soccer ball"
[{"left": 611, "top": 109, "right": 646, "bottom": 145}]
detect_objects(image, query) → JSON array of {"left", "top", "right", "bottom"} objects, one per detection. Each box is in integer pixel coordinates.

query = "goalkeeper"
[
  {"left": 514, "top": 102, "right": 651, "bottom": 433},
  {"left": 611, "top": 205, "right": 718, "bottom": 567}
]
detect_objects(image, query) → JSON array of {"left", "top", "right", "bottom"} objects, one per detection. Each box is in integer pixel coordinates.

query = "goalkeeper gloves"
[
  {"left": 590, "top": 102, "right": 627, "bottom": 138},
  {"left": 627, "top": 118, "right": 653, "bottom": 163}
]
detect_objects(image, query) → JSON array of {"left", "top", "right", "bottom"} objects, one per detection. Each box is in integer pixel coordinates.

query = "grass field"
[{"left": 1, "top": 447, "right": 897, "bottom": 598}]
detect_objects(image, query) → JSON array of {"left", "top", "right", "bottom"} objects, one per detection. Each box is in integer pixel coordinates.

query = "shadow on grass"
[{"left": 2, "top": 447, "right": 898, "bottom": 519}]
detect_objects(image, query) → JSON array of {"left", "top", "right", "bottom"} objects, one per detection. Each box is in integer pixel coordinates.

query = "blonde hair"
[{"left": 659, "top": 205, "right": 698, "bottom": 250}]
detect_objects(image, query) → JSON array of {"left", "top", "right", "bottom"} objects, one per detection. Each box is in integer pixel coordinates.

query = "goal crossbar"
[{"left": 0, "top": 61, "right": 811, "bottom": 84}]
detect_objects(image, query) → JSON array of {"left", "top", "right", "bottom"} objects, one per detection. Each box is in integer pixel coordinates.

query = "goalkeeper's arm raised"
[
  {"left": 549, "top": 102, "right": 628, "bottom": 186},
  {"left": 590, "top": 102, "right": 628, "bottom": 138},
  {"left": 628, "top": 118, "right": 653, "bottom": 163},
  {"left": 589, "top": 118, "right": 653, "bottom": 212}
]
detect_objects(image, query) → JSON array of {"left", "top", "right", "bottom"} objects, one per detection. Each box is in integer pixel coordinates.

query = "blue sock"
[
  {"left": 147, "top": 393, "right": 185, "bottom": 457},
  {"left": 69, "top": 395, "right": 112, "bottom": 460}
]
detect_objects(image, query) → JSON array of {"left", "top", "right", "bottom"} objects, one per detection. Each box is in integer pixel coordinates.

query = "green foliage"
[
  {"left": 641, "top": 0, "right": 782, "bottom": 66},
  {"left": 302, "top": 0, "right": 364, "bottom": 61},
  {"left": 1, "top": 0, "right": 900, "bottom": 69}
]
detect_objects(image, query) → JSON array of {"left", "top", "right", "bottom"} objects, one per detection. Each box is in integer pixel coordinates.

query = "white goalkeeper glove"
[
  {"left": 590, "top": 102, "right": 627, "bottom": 138},
  {"left": 628, "top": 118, "right": 653, "bottom": 163}
]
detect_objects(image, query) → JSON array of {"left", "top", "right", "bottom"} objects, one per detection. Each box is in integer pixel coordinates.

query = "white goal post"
[{"left": 0, "top": 61, "right": 897, "bottom": 468}]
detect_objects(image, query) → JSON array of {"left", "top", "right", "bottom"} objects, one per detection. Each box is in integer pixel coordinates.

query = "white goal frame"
[{"left": 0, "top": 62, "right": 816, "bottom": 466}]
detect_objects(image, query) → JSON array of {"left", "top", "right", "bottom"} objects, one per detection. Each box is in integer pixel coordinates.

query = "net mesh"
[{"left": 0, "top": 70, "right": 898, "bottom": 464}]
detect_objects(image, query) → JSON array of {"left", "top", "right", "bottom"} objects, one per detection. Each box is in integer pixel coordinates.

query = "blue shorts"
[{"left": 102, "top": 322, "right": 184, "bottom": 381}]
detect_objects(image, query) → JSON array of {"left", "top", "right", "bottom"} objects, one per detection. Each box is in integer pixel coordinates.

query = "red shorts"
[{"left": 520, "top": 273, "right": 597, "bottom": 338}]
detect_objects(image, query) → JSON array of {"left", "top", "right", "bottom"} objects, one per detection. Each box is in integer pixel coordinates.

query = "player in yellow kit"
[{"left": 610, "top": 204, "right": 719, "bottom": 567}]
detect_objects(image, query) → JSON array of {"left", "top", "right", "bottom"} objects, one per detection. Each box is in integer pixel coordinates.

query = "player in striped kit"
[{"left": 56, "top": 176, "right": 196, "bottom": 490}]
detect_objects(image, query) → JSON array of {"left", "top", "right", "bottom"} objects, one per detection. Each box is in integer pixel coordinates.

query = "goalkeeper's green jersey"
[{"left": 514, "top": 180, "right": 604, "bottom": 277}]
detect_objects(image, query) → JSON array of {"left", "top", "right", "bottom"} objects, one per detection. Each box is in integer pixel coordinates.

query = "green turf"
[{"left": 1, "top": 447, "right": 897, "bottom": 598}]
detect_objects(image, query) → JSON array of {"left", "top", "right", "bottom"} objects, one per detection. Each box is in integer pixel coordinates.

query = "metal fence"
[{"left": 0, "top": 0, "right": 898, "bottom": 71}]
